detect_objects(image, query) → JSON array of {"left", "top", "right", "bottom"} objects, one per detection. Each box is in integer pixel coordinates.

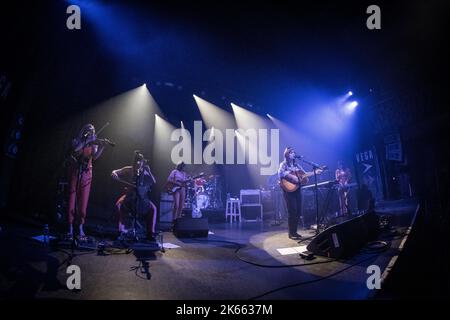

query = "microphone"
[{"left": 294, "top": 155, "right": 303, "bottom": 159}]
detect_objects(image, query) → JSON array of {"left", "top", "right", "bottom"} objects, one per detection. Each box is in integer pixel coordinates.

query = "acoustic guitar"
[{"left": 279, "top": 166, "right": 327, "bottom": 192}]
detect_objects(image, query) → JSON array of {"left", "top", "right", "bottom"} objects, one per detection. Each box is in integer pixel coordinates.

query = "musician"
[
  {"left": 67, "top": 124, "right": 106, "bottom": 239},
  {"left": 335, "top": 161, "right": 352, "bottom": 215},
  {"left": 278, "top": 147, "right": 304, "bottom": 240},
  {"left": 111, "top": 151, "right": 157, "bottom": 240},
  {"left": 167, "top": 161, "right": 189, "bottom": 222}
]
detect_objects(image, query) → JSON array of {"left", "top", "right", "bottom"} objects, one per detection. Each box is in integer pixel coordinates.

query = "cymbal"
[{"left": 208, "top": 174, "right": 221, "bottom": 178}]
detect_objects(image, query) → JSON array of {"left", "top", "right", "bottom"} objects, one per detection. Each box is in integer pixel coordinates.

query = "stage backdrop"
[{"left": 354, "top": 146, "right": 383, "bottom": 202}]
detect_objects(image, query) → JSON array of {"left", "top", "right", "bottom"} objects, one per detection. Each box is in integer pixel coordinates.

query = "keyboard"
[{"left": 301, "top": 180, "right": 339, "bottom": 189}]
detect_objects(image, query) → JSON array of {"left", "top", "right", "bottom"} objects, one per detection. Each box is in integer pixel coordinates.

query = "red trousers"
[{"left": 67, "top": 168, "right": 92, "bottom": 225}]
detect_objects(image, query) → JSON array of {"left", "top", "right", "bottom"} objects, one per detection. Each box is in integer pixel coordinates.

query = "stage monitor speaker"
[
  {"left": 173, "top": 217, "right": 209, "bottom": 238},
  {"left": 306, "top": 211, "right": 379, "bottom": 259}
]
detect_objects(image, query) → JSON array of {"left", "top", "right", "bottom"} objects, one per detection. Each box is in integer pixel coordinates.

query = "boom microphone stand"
[
  {"left": 67, "top": 152, "right": 83, "bottom": 266},
  {"left": 66, "top": 135, "right": 98, "bottom": 266},
  {"left": 300, "top": 157, "right": 324, "bottom": 236},
  {"left": 131, "top": 170, "right": 142, "bottom": 242}
]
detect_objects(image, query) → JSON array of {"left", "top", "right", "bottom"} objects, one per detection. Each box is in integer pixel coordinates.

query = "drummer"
[{"left": 194, "top": 177, "right": 207, "bottom": 194}]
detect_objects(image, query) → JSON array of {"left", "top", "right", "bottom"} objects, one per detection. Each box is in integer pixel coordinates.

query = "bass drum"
[{"left": 192, "top": 193, "right": 210, "bottom": 218}]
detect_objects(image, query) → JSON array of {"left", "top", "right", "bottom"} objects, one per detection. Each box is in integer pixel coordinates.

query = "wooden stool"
[{"left": 225, "top": 198, "right": 241, "bottom": 222}]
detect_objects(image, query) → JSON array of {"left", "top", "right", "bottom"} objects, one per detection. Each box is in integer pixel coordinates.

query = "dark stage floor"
[{"left": 0, "top": 200, "right": 418, "bottom": 300}]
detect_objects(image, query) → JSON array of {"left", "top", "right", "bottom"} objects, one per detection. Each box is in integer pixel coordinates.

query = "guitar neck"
[{"left": 185, "top": 174, "right": 204, "bottom": 182}]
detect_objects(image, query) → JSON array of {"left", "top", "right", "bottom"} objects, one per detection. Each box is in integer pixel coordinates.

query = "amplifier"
[
  {"left": 241, "top": 205, "right": 263, "bottom": 221},
  {"left": 160, "top": 193, "right": 174, "bottom": 222},
  {"left": 240, "top": 189, "right": 261, "bottom": 205},
  {"left": 160, "top": 192, "right": 173, "bottom": 201}
]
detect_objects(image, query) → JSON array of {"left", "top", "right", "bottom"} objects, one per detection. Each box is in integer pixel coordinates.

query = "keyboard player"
[{"left": 335, "top": 161, "right": 352, "bottom": 216}]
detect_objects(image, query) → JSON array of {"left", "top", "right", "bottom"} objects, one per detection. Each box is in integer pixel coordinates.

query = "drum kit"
[{"left": 185, "top": 174, "right": 223, "bottom": 217}]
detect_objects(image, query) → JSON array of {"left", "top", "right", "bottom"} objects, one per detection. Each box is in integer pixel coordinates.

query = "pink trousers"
[{"left": 67, "top": 168, "right": 92, "bottom": 225}]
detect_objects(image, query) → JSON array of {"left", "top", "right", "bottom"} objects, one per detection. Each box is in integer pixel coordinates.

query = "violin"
[
  {"left": 84, "top": 135, "right": 115, "bottom": 147},
  {"left": 93, "top": 138, "right": 116, "bottom": 147}
]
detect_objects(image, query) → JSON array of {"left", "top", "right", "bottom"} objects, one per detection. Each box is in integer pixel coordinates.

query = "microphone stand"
[
  {"left": 67, "top": 150, "right": 83, "bottom": 266},
  {"left": 132, "top": 170, "right": 141, "bottom": 242},
  {"left": 67, "top": 136, "right": 100, "bottom": 266},
  {"left": 300, "top": 157, "right": 322, "bottom": 235}
]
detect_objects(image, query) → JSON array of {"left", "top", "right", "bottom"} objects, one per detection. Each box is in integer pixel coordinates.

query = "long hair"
[
  {"left": 133, "top": 150, "right": 145, "bottom": 173},
  {"left": 78, "top": 123, "right": 95, "bottom": 140},
  {"left": 283, "top": 147, "right": 294, "bottom": 162},
  {"left": 176, "top": 161, "right": 185, "bottom": 171}
]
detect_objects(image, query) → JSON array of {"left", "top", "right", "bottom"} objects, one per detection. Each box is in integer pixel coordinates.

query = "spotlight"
[
  {"left": 195, "top": 95, "right": 235, "bottom": 131},
  {"left": 348, "top": 91, "right": 353, "bottom": 96},
  {"left": 343, "top": 101, "right": 358, "bottom": 115}
]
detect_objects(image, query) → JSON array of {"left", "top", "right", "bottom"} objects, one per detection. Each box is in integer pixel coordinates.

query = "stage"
[{"left": 0, "top": 200, "right": 418, "bottom": 300}]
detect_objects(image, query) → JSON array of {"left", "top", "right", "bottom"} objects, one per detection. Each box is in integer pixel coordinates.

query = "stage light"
[
  {"left": 231, "top": 103, "right": 269, "bottom": 130},
  {"left": 194, "top": 95, "right": 236, "bottom": 131},
  {"left": 337, "top": 91, "right": 354, "bottom": 105},
  {"left": 152, "top": 113, "right": 179, "bottom": 196},
  {"left": 343, "top": 101, "right": 358, "bottom": 115},
  {"left": 153, "top": 114, "right": 177, "bottom": 162}
]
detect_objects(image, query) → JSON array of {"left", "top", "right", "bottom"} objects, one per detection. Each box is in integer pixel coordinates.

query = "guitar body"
[
  {"left": 165, "top": 173, "right": 205, "bottom": 195},
  {"left": 279, "top": 169, "right": 309, "bottom": 192},
  {"left": 165, "top": 182, "right": 182, "bottom": 195}
]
